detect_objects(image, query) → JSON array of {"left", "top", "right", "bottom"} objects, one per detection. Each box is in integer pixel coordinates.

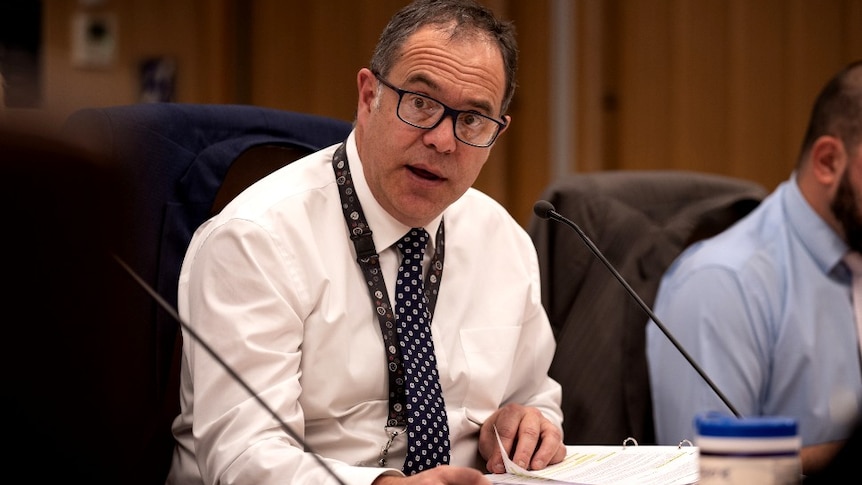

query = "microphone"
[
  {"left": 112, "top": 254, "right": 348, "bottom": 485},
  {"left": 532, "top": 200, "right": 742, "bottom": 418}
]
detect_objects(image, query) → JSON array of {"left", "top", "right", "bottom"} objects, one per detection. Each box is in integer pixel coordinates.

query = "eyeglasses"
[{"left": 374, "top": 73, "right": 506, "bottom": 148}]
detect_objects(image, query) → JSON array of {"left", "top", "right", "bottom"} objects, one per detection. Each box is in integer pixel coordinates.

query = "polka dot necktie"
[{"left": 395, "top": 228, "right": 450, "bottom": 475}]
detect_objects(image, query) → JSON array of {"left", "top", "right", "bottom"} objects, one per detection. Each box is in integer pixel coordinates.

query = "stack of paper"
[{"left": 488, "top": 432, "right": 698, "bottom": 485}]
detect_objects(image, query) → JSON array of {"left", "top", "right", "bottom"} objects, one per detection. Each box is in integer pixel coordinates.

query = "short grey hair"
[{"left": 369, "top": 0, "right": 519, "bottom": 116}]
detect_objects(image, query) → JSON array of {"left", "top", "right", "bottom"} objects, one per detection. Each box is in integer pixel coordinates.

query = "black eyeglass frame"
[{"left": 373, "top": 72, "right": 507, "bottom": 148}]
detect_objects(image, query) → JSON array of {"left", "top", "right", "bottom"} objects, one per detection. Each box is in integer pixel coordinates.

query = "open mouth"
[{"left": 408, "top": 166, "right": 441, "bottom": 181}]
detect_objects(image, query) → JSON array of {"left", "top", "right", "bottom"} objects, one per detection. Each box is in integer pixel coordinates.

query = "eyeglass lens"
[{"left": 398, "top": 92, "right": 499, "bottom": 146}]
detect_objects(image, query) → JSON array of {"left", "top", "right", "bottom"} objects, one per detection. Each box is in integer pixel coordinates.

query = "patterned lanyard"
[{"left": 331, "top": 143, "right": 445, "bottom": 433}]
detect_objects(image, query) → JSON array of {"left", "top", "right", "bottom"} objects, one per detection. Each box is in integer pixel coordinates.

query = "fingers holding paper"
[{"left": 479, "top": 403, "right": 566, "bottom": 474}]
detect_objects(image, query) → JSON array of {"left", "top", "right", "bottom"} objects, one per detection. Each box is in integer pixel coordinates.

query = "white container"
[{"left": 695, "top": 413, "right": 801, "bottom": 485}]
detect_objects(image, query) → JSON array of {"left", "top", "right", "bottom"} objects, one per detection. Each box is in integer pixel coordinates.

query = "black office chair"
[
  {"left": 61, "top": 103, "right": 353, "bottom": 484},
  {"left": 527, "top": 170, "right": 767, "bottom": 446}
]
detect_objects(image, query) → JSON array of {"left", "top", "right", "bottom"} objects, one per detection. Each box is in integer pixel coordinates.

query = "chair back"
[
  {"left": 527, "top": 170, "right": 767, "bottom": 445},
  {"left": 62, "top": 103, "right": 352, "bottom": 483}
]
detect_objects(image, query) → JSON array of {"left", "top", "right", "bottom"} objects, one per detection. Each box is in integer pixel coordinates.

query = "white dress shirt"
[{"left": 167, "top": 132, "right": 563, "bottom": 485}]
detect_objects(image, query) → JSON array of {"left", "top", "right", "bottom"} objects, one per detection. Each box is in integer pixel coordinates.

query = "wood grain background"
[{"left": 29, "top": 0, "right": 862, "bottom": 225}]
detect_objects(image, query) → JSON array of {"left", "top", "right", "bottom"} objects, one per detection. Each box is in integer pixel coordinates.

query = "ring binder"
[{"left": 491, "top": 432, "right": 698, "bottom": 484}]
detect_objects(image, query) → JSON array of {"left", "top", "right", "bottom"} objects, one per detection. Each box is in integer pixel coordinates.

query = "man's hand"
[
  {"left": 372, "top": 465, "right": 491, "bottom": 484},
  {"left": 801, "top": 441, "right": 845, "bottom": 475},
  {"left": 478, "top": 403, "right": 566, "bottom": 474}
]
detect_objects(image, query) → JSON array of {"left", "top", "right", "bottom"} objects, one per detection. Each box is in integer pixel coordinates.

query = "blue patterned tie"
[{"left": 395, "top": 228, "right": 450, "bottom": 474}]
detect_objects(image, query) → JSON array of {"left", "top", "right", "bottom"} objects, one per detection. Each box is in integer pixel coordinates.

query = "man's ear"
[
  {"left": 356, "top": 68, "right": 378, "bottom": 116},
  {"left": 809, "top": 135, "right": 847, "bottom": 185},
  {"left": 498, "top": 114, "right": 511, "bottom": 135}
]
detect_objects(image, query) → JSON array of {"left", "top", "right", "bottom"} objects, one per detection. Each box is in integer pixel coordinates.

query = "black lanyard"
[{"left": 331, "top": 143, "right": 445, "bottom": 429}]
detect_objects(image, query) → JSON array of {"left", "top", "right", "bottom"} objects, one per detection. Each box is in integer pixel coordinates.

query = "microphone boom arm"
[
  {"left": 534, "top": 201, "right": 742, "bottom": 418},
  {"left": 112, "top": 254, "right": 348, "bottom": 484}
]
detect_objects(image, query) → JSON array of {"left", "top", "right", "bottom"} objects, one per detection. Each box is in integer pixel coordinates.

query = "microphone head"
[{"left": 533, "top": 200, "right": 556, "bottom": 220}]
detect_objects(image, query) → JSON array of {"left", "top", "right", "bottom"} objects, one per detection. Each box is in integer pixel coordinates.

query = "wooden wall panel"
[
  {"left": 574, "top": 0, "right": 612, "bottom": 174},
  {"left": 607, "top": 0, "right": 861, "bottom": 195},
  {"left": 505, "top": 0, "right": 551, "bottom": 223},
  {"left": 39, "top": 0, "right": 234, "bottom": 126},
  {"left": 617, "top": 0, "right": 674, "bottom": 172},
  {"left": 726, "top": 0, "right": 786, "bottom": 187},
  {"left": 671, "top": 0, "right": 729, "bottom": 175},
  {"left": 848, "top": 0, "right": 862, "bottom": 57},
  {"left": 32, "top": 0, "right": 862, "bottom": 226},
  {"left": 246, "top": 0, "right": 405, "bottom": 121}
]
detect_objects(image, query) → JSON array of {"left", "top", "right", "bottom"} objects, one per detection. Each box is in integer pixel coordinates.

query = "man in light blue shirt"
[{"left": 647, "top": 59, "right": 862, "bottom": 476}]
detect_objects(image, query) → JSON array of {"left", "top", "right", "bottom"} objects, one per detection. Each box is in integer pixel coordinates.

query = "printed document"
[{"left": 487, "top": 429, "right": 698, "bottom": 485}]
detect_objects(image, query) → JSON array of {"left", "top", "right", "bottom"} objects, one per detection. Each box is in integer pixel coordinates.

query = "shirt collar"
[
  {"left": 345, "top": 132, "right": 443, "bottom": 254},
  {"left": 785, "top": 171, "right": 850, "bottom": 273}
]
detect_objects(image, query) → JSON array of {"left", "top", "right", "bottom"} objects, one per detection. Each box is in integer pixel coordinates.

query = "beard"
[{"left": 831, "top": 170, "right": 862, "bottom": 253}]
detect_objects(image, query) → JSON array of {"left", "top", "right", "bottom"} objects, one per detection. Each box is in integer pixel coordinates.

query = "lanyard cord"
[{"left": 331, "top": 143, "right": 445, "bottom": 428}]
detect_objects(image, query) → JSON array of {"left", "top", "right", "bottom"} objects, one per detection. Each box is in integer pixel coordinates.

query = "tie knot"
[
  {"left": 397, "top": 228, "right": 429, "bottom": 259},
  {"left": 846, "top": 252, "right": 862, "bottom": 276}
]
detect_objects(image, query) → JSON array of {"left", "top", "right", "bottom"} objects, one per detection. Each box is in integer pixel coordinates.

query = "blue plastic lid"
[{"left": 695, "top": 412, "right": 798, "bottom": 438}]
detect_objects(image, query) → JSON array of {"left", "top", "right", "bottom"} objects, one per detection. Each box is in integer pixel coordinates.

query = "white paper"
[{"left": 488, "top": 428, "right": 698, "bottom": 485}]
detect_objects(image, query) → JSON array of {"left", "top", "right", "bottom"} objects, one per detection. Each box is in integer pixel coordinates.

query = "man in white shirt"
[{"left": 167, "top": 1, "right": 566, "bottom": 484}]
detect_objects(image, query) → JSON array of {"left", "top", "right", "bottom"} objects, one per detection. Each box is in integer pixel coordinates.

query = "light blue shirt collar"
[{"left": 785, "top": 172, "right": 849, "bottom": 274}]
